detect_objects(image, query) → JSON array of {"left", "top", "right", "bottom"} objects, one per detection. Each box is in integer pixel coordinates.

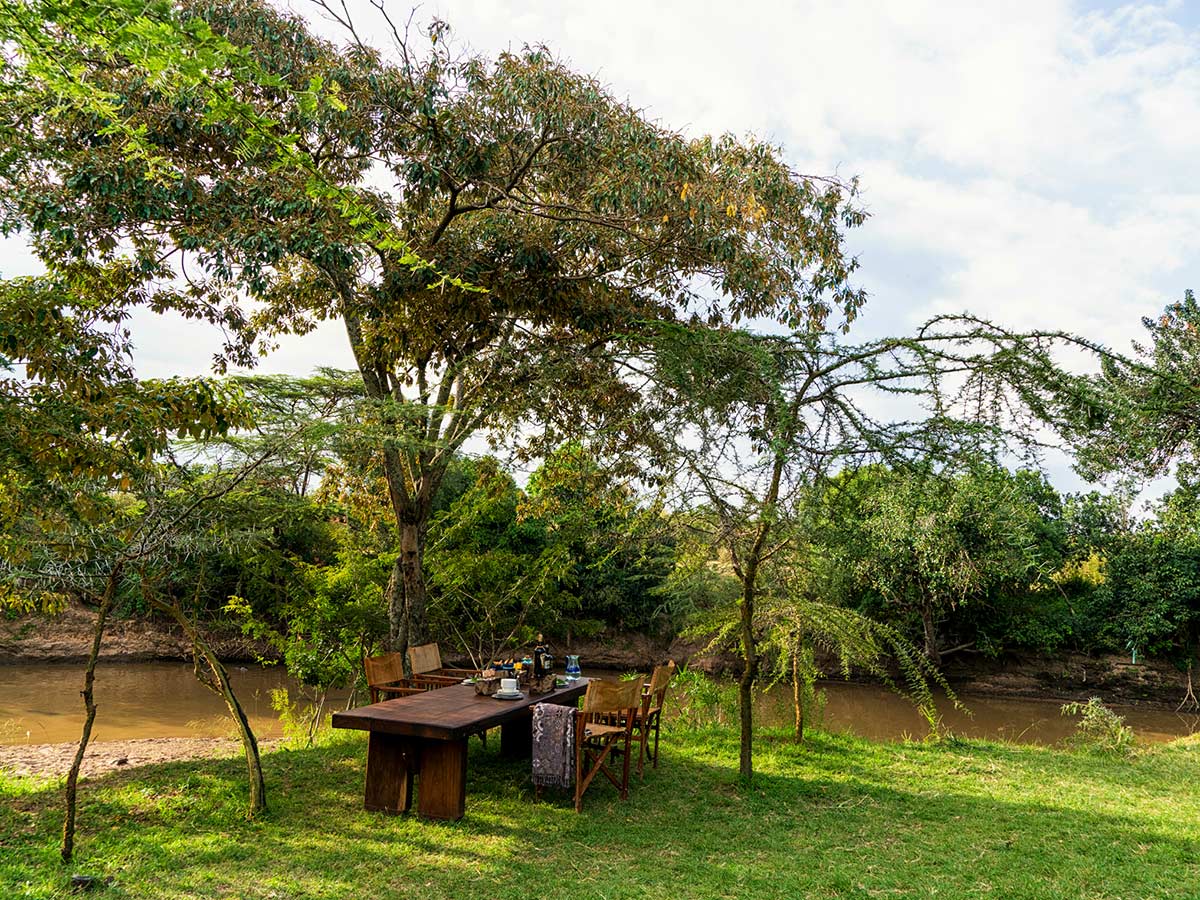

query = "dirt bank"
[
  {"left": 526, "top": 635, "right": 1195, "bottom": 709},
  {"left": 0, "top": 601, "right": 273, "bottom": 664},
  {"left": 4, "top": 603, "right": 1193, "bottom": 708},
  {"left": 939, "top": 651, "right": 1193, "bottom": 708},
  {"left": 0, "top": 737, "right": 280, "bottom": 779}
]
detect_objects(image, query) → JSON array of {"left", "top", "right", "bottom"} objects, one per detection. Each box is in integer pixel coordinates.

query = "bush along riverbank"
[{"left": 4, "top": 723, "right": 1200, "bottom": 900}]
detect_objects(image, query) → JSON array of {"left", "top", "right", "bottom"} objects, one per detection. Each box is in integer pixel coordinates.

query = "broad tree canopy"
[{"left": 2, "top": 0, "right": 870, "bottom": 655}]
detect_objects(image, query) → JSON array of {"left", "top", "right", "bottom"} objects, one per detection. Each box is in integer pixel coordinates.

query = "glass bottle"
[{"left": 533, "top": 634, "right": 550, "bottom": 679}]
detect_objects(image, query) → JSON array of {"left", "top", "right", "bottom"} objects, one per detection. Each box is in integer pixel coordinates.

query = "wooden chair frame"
[
  {"left": 573, "top": 678, "right": 643, "bottom": 812},
  {"left": 364, "top": 650, "right": 487, "bottom": 745},
  {"left": 363, "top": 652, "right": 424, "bottom": 704},
  {"left": 407, "top": 642, "right": 481, "bottom": 687},
  {"left": 632, "top": 661, "right": 676, "bottom": 778}
]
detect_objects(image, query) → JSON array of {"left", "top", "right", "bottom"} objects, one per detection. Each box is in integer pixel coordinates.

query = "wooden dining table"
[{"left": 332, "top": 678, "right": 590, "bottom": 820}]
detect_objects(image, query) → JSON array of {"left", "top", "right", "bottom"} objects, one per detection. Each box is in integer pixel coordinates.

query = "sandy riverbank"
[{"left": 0, "top": 737, "right": 280, "bottom": 779}]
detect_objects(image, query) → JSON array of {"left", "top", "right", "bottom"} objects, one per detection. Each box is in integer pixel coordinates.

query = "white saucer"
[{"left": 493, "top": 690, "right": 524, "bottom": 700}]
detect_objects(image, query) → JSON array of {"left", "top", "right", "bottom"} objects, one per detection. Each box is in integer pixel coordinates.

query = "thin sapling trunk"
[
  {"left": 157, "top": 598, "right": 267, "bottom": 815},
  {"left": 61, "top": 566, "right": 122, "bottom": 863}
]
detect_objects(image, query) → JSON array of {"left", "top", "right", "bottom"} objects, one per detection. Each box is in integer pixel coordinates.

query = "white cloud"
[{"left": 5, "top": 0, "right": 1199, "bottom": 493}]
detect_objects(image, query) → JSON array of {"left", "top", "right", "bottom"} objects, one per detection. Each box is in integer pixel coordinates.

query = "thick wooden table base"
[
  {"left": 364, "top": 732, "right": 413, "bottom": 814},
  {"left": 363, "top": 734, "right": 470, "bottom": 820},
  {"left": 335, "top": 679, "right": 589, "bottom": 821}
]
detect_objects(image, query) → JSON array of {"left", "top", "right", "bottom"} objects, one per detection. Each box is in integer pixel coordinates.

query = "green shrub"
[
  {"left": 1060, "top": 697, "right": 1135, "bottom": 755},
  {"left": 664, "top": 666, "right": 738, "bottom": 730}
]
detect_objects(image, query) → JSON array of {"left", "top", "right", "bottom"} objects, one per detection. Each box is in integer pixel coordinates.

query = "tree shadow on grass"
[{"left": 4, "top": 730, "right": 1200, "bottom": 899}]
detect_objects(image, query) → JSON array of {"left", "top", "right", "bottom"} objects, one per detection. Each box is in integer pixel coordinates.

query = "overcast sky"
[{"left": 6, "top": 0, "right": 1199, "bottom": 495}]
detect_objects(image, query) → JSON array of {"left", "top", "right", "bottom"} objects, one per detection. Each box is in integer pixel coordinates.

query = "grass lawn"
[{"left": 3, "top": 726, "right": 1199, "bottom": 899}]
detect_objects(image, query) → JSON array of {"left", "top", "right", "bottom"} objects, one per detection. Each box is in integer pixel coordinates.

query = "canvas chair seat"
[
  {"left": 407, "top": 642, "right": 481, "bottom": 682},
  {"left": 363, "top": 652, "right": 423, "bottom": 704},
  {"left": 571, "top": 677, "right": 643, "bottom": 812},
  {"left": 583, "top": 721, "right": 626, "bottom": 738}
]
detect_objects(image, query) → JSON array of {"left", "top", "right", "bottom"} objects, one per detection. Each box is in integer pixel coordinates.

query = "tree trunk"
[
  {"left": 160, "top": 601, "right": 267, "bottom": 816},
  {"left": 61, "top": 567, "right": 121, "bottom": 863},
  {"left": 385, "top": 521, "right": 429, "bottom": 665},
  {"left": 385, "top": 557, "right": 407, "bottom": 657},
  {"left": 738, "top": 575, "right": 757, "bottom": 781},
  {"left": 792, "top": 644, "right": 803, "bottom": 745},
  {"left": 920, "top": 600, "right": 940, "bottom": 666},
  {"left": 398, "top": 520, "right": 428, "bottom": 648},
  {"left": 344, "top": 313, "right": 434, "bottom": 666},
  {"left": 732, "top": 450, "right": 786, "bottom": 783},
  {"left": 197, "top": 638, "right": 267, "bottom": 816}
]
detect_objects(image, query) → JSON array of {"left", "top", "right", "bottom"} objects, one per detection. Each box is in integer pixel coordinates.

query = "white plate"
[{"left": 493, "top": 690, "right": 524, "bottom": 700}]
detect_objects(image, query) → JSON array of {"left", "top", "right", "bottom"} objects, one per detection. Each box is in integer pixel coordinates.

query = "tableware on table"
[
  {"left": 473, "top": 676, "right": 501, "bottom": 696},
  {"left": 500, "top": 677, "right": 519, "bottom": 694},
  {"left": 565, "top": 654, "right": 582, "bottom": 681}
]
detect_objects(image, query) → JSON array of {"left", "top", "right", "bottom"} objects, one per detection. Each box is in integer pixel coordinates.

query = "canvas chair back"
[
  {"left": 364, "top": 652, "right": 404, "bottom": 689},
  {"left": 407, "top": 642, "right": 444, "bottom": 676},
  {"left": 647, "top": 661, "right": 675, "bottom": 697},
  {"left": 582, "top": 677, "right": 643, "bottom": 715}
]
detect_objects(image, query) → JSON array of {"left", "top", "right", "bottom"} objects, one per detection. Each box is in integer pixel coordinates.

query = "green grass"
[{"left": 3, "top": 727, "right": 1200, "bottom": 899}]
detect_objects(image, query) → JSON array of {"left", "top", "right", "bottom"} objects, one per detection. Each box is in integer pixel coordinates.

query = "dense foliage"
[
  {"left": 3, "top": 0, "right": 1199, "bottom": 822},
  {"left": 106, "top": 366, "right": 1200, "bottom": 685}
]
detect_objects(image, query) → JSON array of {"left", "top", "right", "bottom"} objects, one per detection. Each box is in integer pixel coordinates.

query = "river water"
[{"left": 1, "top": 662, "right": 1197, "bottom": 747}]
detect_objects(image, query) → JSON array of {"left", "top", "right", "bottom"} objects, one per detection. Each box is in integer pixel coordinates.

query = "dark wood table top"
[{"left": 332, "top": 678, "right": 591, "bottom": 741}]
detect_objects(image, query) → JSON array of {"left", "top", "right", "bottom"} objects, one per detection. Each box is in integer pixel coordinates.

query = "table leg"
[
  {"left": 364, "top": 732, "right": 413, "bottom": 814},
  {"left": 417, "top": 738, "right": 468, "bottom": 820}
]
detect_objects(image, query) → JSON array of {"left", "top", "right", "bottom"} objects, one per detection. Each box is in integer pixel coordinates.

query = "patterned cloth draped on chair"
[{"left": 531, "top": 703, "right": 575, "bottom": 790}]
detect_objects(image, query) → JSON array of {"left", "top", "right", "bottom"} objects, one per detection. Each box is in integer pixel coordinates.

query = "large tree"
[{"left": 2, "top": 0, "right": 869, "bottom": 660}]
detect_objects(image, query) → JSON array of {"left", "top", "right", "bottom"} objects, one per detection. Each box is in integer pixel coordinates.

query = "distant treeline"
[{"left": 118, "top": 376, "right": 1200, "bottom": 688}]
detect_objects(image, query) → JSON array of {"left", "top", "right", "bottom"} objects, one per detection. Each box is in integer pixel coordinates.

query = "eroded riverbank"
[{"left": 4, "top": 601, "right": 1196, "bottom": 708}]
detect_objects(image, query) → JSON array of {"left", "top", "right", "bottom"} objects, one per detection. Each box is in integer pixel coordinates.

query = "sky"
[{"left": 5, "top": 0, "right": 1199, "bottom": 496}]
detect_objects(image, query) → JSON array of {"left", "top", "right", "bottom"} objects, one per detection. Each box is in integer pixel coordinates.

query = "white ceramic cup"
[{"left": 500, "top": 678, "right": 519, "bottom": 694}]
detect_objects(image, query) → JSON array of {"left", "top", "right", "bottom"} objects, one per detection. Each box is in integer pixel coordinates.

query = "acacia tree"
[
  {"left": 645, "top": 317, "right": 1103, "bottom": 779},
  {"left": 1075, "top": 290, "right": 1200, "bottom": 485},
  {"left": 2, "top": 0, "right": 869, "bottom": 661}
]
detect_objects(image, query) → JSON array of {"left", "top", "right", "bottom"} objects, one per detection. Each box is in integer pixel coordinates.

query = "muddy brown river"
[{"left": 1, "top": 662, "right": 1197, "bottom": 747}]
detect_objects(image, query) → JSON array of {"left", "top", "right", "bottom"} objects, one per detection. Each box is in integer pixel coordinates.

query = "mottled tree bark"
[
  {"left": 792, "top": 641, "right": 804, "bottom": 744},
  {"left": 61, "top": 566, "right": 122, "bottom": 862},
  {"left": 158, "top": 600, "right": 266, "bottom": 816}
]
